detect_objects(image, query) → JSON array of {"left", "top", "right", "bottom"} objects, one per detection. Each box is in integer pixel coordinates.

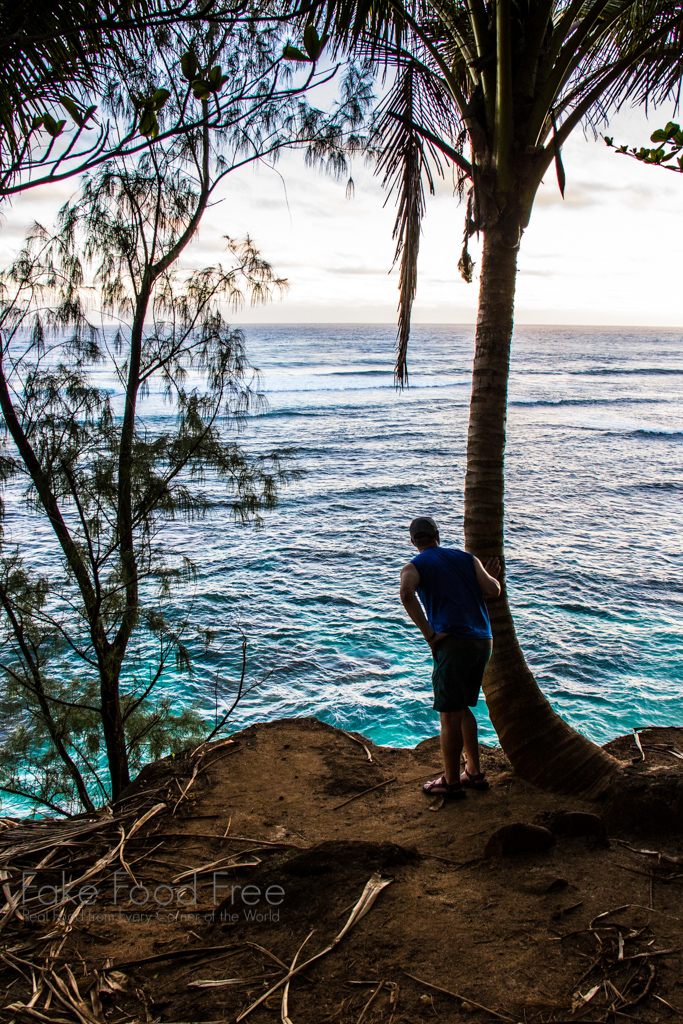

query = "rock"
[
  {"left": 602, "top": 771, "right": 683, "bottom": 833},
  {"left": 484, "top": 823, "right": 556, "bottom": 858},
  {"left": 545, "top": 876, "right": 570, "bottom": 892},
  {"left": 519, "top": 869, "right": 569, "bottom": 894}
]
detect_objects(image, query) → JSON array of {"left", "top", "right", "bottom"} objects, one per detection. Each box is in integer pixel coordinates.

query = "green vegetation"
[
  {"left": 0, "top": 142, "right": 284, "bottom": 814},
  {"left": 606, "top": 121, "right": 683, "bottom": 171},
  {"left": 0, "top": 0, "right": 359, "bottom": 200},
  {"left": 0, "top": 20, "right": 370, "bottom": 815}
]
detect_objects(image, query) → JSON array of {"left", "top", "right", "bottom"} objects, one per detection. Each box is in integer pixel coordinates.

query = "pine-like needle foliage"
[
  {"left": 0, "top": 132, "right": 292, "bottom": 817},
  {"left": 0, "top": 18, "right": 374, "bottom": 815}
]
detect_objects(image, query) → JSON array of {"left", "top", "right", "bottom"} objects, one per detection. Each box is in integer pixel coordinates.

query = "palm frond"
[
  {"left": 0, "top": 0, "right": 152, "bottom": 157},
  {"left": 604, "top": 0, "right": 683, "bottom": 108},
  {"left": 375, "top": 60, "right": 464, "bottom": 385}
]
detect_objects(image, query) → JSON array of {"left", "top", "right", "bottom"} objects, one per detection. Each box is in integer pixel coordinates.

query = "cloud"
[
  {"left": 534, "top": 184, "right": 597, "bottom": 208},
  {"left": 534, "top": 172, "right": 667, "bottom": 209},
  {"left": 1, "top": 101, "right": 682, "bottom": 327},
  {"left": 333, "top": 265, "right": 390, "bottom": 276}
]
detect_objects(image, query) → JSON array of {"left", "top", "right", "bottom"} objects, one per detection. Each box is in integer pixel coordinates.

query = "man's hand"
[
  {"left": 473, "top": 556, "right": 502, "bottom": 598},
  {"left": 485, "top": 557, "right": 501, "bottom": 579},
  {"left": 427, "top": 631, "right": 448, "bottom": 651}
]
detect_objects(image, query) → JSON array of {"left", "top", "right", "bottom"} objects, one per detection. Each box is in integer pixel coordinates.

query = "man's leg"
[
  {"left": 460, "top": 707, "right": 481, "bottom": 776},
  {"left": 439, "top": 710, "right": 465, "bottom": 785}
]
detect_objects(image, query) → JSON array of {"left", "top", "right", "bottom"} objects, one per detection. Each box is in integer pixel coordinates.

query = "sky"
[{"left": 1, "top": 97, "right": 682, "bottom": 327}]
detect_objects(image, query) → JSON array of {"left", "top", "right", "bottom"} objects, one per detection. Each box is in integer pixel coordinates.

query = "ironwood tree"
[{"left": 0, "top": 25, "right": 371, "bottom": 815}]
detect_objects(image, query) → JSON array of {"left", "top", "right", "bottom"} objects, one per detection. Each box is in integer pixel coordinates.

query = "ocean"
[
  {"left": 4, "top": 323, "right": 683, "bottom": 778},
  {"left": 155, "top": 323, "right": 683, "bottom": 749}
]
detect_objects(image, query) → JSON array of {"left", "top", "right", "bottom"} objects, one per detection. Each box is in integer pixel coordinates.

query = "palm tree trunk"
[{"left": 464, "top": 221, "right": 618, "bottom": 797}]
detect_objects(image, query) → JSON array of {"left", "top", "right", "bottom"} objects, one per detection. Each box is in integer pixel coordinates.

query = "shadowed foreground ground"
[{"left": 1, "top": 718, "right": 682, "bottom": 1024}]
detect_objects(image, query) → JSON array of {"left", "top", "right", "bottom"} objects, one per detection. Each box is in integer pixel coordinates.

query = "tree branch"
[
  {"left": 388, "top": 112, "right": 473, "bottom": 176},
  {"left": 0, "top": 355, "right": 98, "bottom": 618},
  {"left": 0, "top": 591, "right": 96, "bottom": 813},
  {"left": 0, "top": 783, "right": 72, "bottom": 817}
]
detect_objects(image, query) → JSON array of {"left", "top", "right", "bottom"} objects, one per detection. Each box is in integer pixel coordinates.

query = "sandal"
[
  {"left": 422, "top": 774, "right": 467, "bottom": 799},
  {"left": 461, "top": 766, "right": 490, "bottom": 790}
]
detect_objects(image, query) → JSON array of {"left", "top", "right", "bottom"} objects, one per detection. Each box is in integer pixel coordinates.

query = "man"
[{"left": 399, "top": 515, "right": 501, "bottom": 799}]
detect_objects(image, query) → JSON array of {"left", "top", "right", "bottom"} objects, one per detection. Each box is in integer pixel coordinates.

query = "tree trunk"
[
  {"left": 464, "top": 221, "right": 618, "bottom": 797},
  {"left": 100, "top": 665, "right": 130, "bottom": 800}
]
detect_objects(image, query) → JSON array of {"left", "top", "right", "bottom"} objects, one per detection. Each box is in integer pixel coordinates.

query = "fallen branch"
[
  {"left": 356, "top": 980, "right": 383, "bottom": 1024},
  {"left": 196, "top": 746, "right": 242, "bottom": 776},
  {"left": 332, "top": 778, "right": 398, "bottom": 811},
  {"left": 401, "top": 971, "right": 515, "bottom": 1022},
  {"left": 237, "top": 872, "right": 393, "bottom": 1021},
  {"left": 243, "top": 940, "right": 290, "bottom": 971},
  {"left": 590, "top": 905, "right": 631, "bottom": 927},
  {"left": 172, "top": 765, "right": 200, "bottom": 814},
  {"left": 340, "top": 730, "right": 379, "bottom": 764},
  {"left": 0, "top": 849, "right": 57, "bottom": 934},
  {"left": 172, "top": 855, "right": 261, "bottom": 884},
  {"left": 5, "top": 1005, "right": 74, "bottom": 1023},
  {"left": 419, "top": 853, "right": 481, "bottom": 869},
  {"left": 126, "top": 831, "right": 233, "bottom": 842},
  {"left": 613, "top": 863, "right": 662, "bottom": 881},
  {"left": 612, "top": 842, "right": 683, "bottom": 868},
  {"left": 653, "top": 994, "right": 683, "bottom": 1016},
  {"left": 281, "top": 930, "right": 314, "bottom": 1024},
  {"left": 394, "top": 771, "right": 444, "bottom": 787},
  {"left": 572, "top": 983, "right": 600, "bottom": 1014},
  {"left": 188, "top": 972, "right": 278, "bottom": 989},
  {"left": 552, "top": 901, "right": 584, "bottom": 920},
  {"left": 630, "top": 903, "right": 683, "bottom": 922},
  {"left": 619, "top": 962, "right": 657, "bottom": 1010},
  {"left": 621, "top": 948, "right": 680, "bottom": 960},
  {"left": 111, "top": 944, "right": 242, "bottom": 970},
  {"left": 207, "top": 835, "right": 305, "bottom": 848},
  {"left": 191, "top": 737, "right": 238, "bottom": 759}
]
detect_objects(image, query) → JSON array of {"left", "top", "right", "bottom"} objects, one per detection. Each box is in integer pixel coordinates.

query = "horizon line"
[{"left": 232, "top": 321, "right": 683, "bottom": 330}]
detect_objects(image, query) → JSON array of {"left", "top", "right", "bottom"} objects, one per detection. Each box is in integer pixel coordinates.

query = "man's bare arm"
[
  {"left": 400, "top": 563, "right": 447, "bottom": 649},
  {"left": 473, "top": 556, "right": 502, "bottom": 598}
]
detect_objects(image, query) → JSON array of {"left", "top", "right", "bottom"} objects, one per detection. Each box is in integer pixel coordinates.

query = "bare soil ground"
[{"left": 2, "top": 719, "right": 682, "bottom": 1024}]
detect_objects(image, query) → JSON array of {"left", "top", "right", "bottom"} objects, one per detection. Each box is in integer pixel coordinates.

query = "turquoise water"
[
  {"left": 142, "top": 324, "right": 683, "bottom": 747},
  {"left": 4, "top": 324, "right": 683, "bottom": 769}
]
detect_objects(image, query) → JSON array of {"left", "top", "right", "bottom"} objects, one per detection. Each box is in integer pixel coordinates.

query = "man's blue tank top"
[{"left": 411, "top": 546, "right": 492, "bottom": 639}]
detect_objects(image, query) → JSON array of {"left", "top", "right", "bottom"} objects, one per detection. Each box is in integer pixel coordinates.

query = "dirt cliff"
[{"left": 1, "top": 719, "right": 682, "bottom": 1024}]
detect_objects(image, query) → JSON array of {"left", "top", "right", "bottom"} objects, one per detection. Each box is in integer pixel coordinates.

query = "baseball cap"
[{"left": 409, "top": 516, "right": 439, "bottom": 539}]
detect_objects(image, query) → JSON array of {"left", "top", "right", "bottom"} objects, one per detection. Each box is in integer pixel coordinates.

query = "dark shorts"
[{"left": 431, "top": 636, "right": 492, "bottom": 713}]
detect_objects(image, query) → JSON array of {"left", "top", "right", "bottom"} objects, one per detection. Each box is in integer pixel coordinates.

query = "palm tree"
[
  {"left": 0, "top": 0, "right": 156, "bottom": 157},
  {"left": 300, "top": 0, "right": 683, "bottom": 795}
]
